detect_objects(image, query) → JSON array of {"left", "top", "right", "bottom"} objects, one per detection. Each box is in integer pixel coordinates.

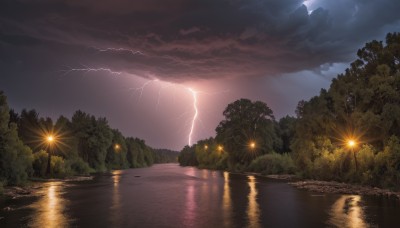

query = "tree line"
[
  {"left": 0, "top": 95, "right": 178, "bottom": 187},
  {"left": 179, "top": 32, "right": 400, "bottom": 190}
]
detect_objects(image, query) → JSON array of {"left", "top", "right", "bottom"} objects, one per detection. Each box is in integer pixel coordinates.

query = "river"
[{"left": 1, "top": 164, "right": 399, "bottom": 227}]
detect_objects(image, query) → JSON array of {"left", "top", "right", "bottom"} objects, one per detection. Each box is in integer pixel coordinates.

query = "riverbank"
[
  {"left": 290, "top": 180, "right": 400, "bottom": 199},
  {"left": 237, "top": 171, "right": 400, "bottom": 199},
  {"left": 2, "top": 176, "right": 94, "bottom": 200}
]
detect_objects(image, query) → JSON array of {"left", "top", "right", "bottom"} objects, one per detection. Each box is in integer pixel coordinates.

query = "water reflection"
[
  {"left": 183, "top": 168, "right": 197, "bottom": 227},
  {"left": 223, "top": 172, "right": 232, "bottom": 227},
  {"left": 28, "top": 182, "right": 69, "bottom": 228},
  {"left": 328, "top": 195, "right": 370, "bottom": 228},
  {"left": 247, "top": 175, "right": 261, "bottom": 228},
  {"left": 201, "top": 169, "right": 208, "bottom": 179},
  {"left": 111, "top": 170, "right": 122, "bottom": 226}
]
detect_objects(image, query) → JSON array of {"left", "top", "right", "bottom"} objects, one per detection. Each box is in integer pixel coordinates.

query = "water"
[{"left": 1, "top": 164, "right": 399, "bottom": 227}]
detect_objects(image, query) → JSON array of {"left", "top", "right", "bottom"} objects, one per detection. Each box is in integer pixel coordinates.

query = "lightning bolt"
[
  {"left": 156, "top": 83, "right": 174, "bottom": 110},
  {"left": 129, "top": 79, "right": 159, "bottom": 101},
  {"left": 62, "top": 47, "right": 229, "bottom": 147},
  {"left": 188, "top": 88, "right": 198, "bottom": 146},
  {"left": 128, "top": 79, "right": 200, "bottom": 145},
  {"left": 93, "top": 47, "right": 144, "bottom": 56},
  {"left": 61, "top": 66, "right": 122, "bottom": 76}
]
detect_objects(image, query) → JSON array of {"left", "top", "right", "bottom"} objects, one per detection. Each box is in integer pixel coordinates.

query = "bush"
[
  {"left": 51, "top": 155, "right": 66, "bottom": 178},
  {"left": 356, "top": 145, "right": 376, "bottom": 184},
  {"left": 216, "top": 153, "right": 228, "bottom": 170},
  {"left": 64, "top": 157, "right": 92, "bottom": 175},
  {"left": 33, "top": 150, "right": 69, "bottom": 178},
  {"left": 313, "top": 150, "right": 336, "bottom": 180},
  {"left": 32, "top": 150, "right": 49, "bottom": 177},
  {"left": 248, "top": 153, "right": 296, "bottom": 175},
  {"left": 372, "top": 136, "right": 400, "bottom": 189},
  {"left": 311, "top": 145, "right": 376, "bottom": 183}
]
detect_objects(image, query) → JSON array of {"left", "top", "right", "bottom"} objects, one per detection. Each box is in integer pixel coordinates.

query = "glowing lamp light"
[
  {"left": 47, "top": 135, "right": 54, "bottom": 143},
  {"left": 346, "top": 138, "right": 359, "bottom": 171},
  {"left": 347, "top": 139, "right": 356, "bottom": 148},
  {"left": 249, "top": 141, "right": 256, "bottom": 149},
  {"left": 218, "top": 145, "right": 223, "bottom": 152},
  {"left": 114, "top": 144, "right": 120, "bottom": 150},
  {"left": 204, "top": 145, "right": 208, "bottom": 150}
]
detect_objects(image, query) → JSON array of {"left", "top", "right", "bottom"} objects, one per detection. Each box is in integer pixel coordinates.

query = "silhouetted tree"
[{"left": 0, "top": 91, "right": 33, "bottom": 185}]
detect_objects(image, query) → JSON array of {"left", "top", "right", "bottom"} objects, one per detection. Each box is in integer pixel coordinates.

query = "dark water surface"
[{"left": 1, "top": 164, "right": 399, "bottom": 227}]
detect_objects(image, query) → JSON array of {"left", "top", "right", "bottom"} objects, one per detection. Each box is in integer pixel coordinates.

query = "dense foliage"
[
  {"left": 0, "top": 91, "right": 175, "bottom": 186},
  {"left": 179, "top": 33, "right": 400, "bottom": 190},
  {"left": 153, "top": 149, "right": 179, "bottom": 163},
  {"left": 0, "top": 92, "right": 33, "bottom": 185},
  {"left": 292, "top": 32, "right": 400, "bottom": 189},
  {"left": 179, "top": 99, "right": 295, "bottom": 172},
  {"left": 178, "top": 145, "right": 198, "bottom": 166},
  {"left": 216, "top": 99, "right": 282, "bottom": 169}
]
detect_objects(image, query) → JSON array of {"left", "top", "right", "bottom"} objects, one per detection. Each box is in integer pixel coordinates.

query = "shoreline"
[
  {"left": 217, "top": 169, "right": 400, "bottom": 199},
  {"left": 289, "top": 180, "right": 400, "bottom": 199},
  {"left": 194, "top": 166, "right": 400, "bottom": 199},
  {"left": 1, "top": 175, "right": 94, "bottom": 200},
  {"left": 258, "top": 173, "right": 400, "bottom": 200}
]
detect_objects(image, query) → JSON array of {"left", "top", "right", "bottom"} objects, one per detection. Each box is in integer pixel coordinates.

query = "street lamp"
[
  {"left": 204, "top": 145, "right": 208, "bottom": 150},
  {"left": 218, "top": 145, "right": 223, "bottom": 152},
  {"left": 46, "top": 134, "right": 55, "bottom": 175},
  {"left": 347, "top": 139, "right": 358, "bottom": 171},
  {"left": 114, "top": 144, "right": 120, "bottom": 151},
  {"left": 249, "top": 141, "right": 256, "bottom": 150}
]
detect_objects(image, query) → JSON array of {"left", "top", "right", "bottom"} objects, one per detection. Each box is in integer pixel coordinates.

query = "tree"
[
  {"left": 178, "top": 145, "right": 198, "bottom": 166},
  {"left": 17, "top": 109, "right": 41, "bottom": 151},
  {"left": 126, "top": 137, "right": 154, "bottom": 168},
  {"left": 277, "top": 115, "right": 297, "bottom": 153},
  {"left": 71, "top": 111, "right": 113, "bottom": 172},
  {"left": 153, "top": 149, "right": 179, "bottom": 163},
  {"left": 292, "top": 33, "right": 400, "bottom": 187},
  {"left": 216, "top": 99, "right": 280, "bottom": 168},
  {"left": 194, "top": 137, "right": 227, "bottom": 169},
  {"left": 8, "top": 109, "right": 19, "bottom": 124},
  {"left": 0, "top": 91, "right": 33, "bottom": 185},
  {"left": 106, "top": 129, "right": 129, "bottom": 169}
]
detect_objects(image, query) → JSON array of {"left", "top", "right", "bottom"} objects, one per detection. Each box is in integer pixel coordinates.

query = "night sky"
[{"left": 1, "top": 0, "right": 399, "bottom": 150}]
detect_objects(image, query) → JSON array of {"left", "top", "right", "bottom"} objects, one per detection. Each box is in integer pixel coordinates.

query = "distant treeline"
[
  {"left": 179, "top": 32, "right": 400, "bottom": 190},
  {"left": 0, "top": 95, "right": 177, "bottom": 187},
  {"left": 153, "top": 149, "right": 179, "bottom": 163}
]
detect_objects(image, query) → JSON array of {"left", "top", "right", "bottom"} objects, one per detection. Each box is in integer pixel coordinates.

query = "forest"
[
  {"left": 179, "top": 33, "right": 400, "bottom": 190},
  {"left": 0, "top": 96, "right": 178, "bottom": 189}
]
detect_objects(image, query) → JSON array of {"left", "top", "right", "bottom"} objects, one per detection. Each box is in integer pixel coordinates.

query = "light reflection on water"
[
  {"left": 247, "top": 175, "right": 261, "bottom": 228},
  {"left": 28, "top": 182, "right": 70, "bottom": 228},
  {"left": 183, "top": 168, "right": 197, "bottom": 227},
  {"left": 328, "top": 195, "right": 370, "bottom": 228},
  {"left": 111, "top": 170, "right": 122, "bottom": 227},
  {"left": 3, "top": 165, "right": 395, "bottom": 227},
  {"left": 223, "top": 172, "right": 232, "bottom": 227}
]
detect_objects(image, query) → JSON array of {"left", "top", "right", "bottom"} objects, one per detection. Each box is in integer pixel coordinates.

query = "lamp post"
[
  {"left": 347, "top": 139, "right": 358, "bottom": 172},
  {"left": 46, "top": 135, "right": 54, "bottom": 175},
  {"left": 114, "top": 144, "right": 121, "bottom": 167},
  {"left": 249, "top": 141, "right": 256, "bottom": 150}
]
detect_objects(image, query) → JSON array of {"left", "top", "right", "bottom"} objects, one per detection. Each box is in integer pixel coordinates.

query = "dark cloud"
[{"left": 1, "top": 0, "right": 399, "bottom": 81}]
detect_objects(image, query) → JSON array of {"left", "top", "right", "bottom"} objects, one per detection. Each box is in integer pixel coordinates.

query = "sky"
[{"left": 1, "top": 0, "right": 400, "bottom": 151}]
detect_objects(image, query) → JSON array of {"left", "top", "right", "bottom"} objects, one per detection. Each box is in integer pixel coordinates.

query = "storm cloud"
[{"left": 2, "top": 0, "right": 399, "bottom": 81}]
